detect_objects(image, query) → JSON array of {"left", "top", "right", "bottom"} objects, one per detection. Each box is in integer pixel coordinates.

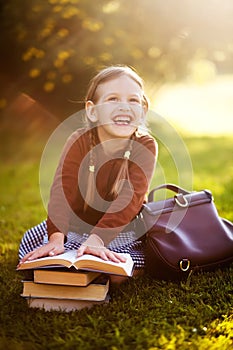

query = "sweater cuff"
[
  {"left": 90, "top": 226, "right": 122, "bottom": 246},
  {"left": 82, "top": 233, "right": 104, "bottom": 248}
]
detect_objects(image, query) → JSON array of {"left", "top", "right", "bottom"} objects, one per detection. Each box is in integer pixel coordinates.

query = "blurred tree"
[{"left": 0, "top": 0, "right": 233, "bottom": 118}]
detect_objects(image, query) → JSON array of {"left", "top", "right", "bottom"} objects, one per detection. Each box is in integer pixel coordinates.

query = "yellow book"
[
  {"left": 17, "top": 250, "right": 134, "bottom": 277},
  {"left": 21, "top": 277, "right": 109, "bottom": 301},
  {"left": 34, "top": 268, "right": 101, "bottom": 286}
]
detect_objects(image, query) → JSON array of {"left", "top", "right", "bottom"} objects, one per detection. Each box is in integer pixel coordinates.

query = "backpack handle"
[{"left": 148, "top": 183, "right": 191, "bottom": 202}]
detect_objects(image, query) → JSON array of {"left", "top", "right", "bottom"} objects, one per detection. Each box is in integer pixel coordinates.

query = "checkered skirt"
[{"left": 18, "top": 220, "right": 145, "bottom": 269}]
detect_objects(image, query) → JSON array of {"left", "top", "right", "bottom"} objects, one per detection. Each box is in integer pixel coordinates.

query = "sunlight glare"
[{"left": 151, "top": 75, "right": 233, "bottom": 136}]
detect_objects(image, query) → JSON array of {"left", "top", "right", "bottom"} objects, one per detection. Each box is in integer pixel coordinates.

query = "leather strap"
[{"left": 148, "top": 183, "right": 191, "bottom": 202}]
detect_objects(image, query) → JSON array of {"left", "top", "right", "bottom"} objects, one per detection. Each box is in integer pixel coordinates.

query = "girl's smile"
[{"left": 112, "top": 113, "right": 132, "bottom": 125}]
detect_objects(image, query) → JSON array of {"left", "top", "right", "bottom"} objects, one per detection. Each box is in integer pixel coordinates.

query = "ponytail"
[
  {"left": 110, "top": 138, "right": 134, "bottom": 198},
  {"left": 83, "top": 130, "right": 96, "bottom": 212}
]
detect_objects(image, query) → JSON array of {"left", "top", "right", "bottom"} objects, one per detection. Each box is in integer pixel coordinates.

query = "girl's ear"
[
  {"left": 85, "top": 100, "right": 98, "bottom": 123},
  {"left": 142, "top": 103, "right": 148, "bottom": 115},
  {"left": 141, "top": 104, "right": 147, "bottom": 122}
]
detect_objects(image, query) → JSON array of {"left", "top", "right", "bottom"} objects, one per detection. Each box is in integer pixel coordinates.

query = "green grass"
[{"left": 0, "top": 130, "right": 233, "bottom": 350}]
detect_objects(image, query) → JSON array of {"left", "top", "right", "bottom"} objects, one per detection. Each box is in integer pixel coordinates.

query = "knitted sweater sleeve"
[{"left": 46, "top": 129, "right": 86, "bottom": 237}]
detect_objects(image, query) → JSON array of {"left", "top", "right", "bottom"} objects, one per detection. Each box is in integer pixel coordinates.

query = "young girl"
[{"left": 18, "top": 65, "right": 157, "bottom": 280}]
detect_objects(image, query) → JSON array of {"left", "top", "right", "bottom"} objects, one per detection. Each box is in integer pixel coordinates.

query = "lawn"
[{"left": 0, "top": 123, "right": 233, "bottom": 350}]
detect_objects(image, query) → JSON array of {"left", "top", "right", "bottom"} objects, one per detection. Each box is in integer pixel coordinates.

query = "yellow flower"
[
  {"left": 62, "top": 6, "right": 80, "bottom": 19},
  {"left": 29, "top": 68, "right": 41, "bottom": 78},
  {"left": 82, "top": 19, "right": 103, "bottom": 32},
  {"left": 43, "top": 82, "right": 55, "bottom": 92},
  {"left": 102, "top": 1, "right": 120, "bottom": 13},
  {"left": 54, "top": 59, "right": 64, "bottom": 68},
  {"left": 83, "top": 56, "right": 95, "bottom": 65},
  {"left": 39, "top": 27, "right": 53, "bottom": 39},
  {"left": 35, "top": 50, "right": 45, "bottom": 59},
  {"left": 0, "top": 98, "right": 7, "bottom": 109},
  {"left": 53, "top": 5, "right": 63, "bottom": 13},
  {"left": 130, "top": 49, "right": 143, "bottom": 60},
  {"left": 148, "top": 46, "right": 161, "bottom": 59},
  {"left": 57, "top": 28, "right": 69, "bottom": 38},
  {"left": 62, "top": 74, "right": 73, "bottom": 83},
  {"left": 99, "top": 52, "right": 112, "bottom": 62},
  {"left": 22, "top": 52, "right": 31, "bottom": 62},
  {"left": 103, "top": 37, "right": 114, "bottom": 46},
  {"left": 57, "top": 51, "right": 70, "bottom": 60}
]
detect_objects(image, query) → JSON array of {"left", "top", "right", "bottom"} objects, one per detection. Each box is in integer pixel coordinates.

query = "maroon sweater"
[{"left": 47, "top": 128, "right": 157, "bottom": 245}]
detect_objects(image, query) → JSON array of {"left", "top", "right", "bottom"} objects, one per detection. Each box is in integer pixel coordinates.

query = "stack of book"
[{"left": 17, "top": 250, "right": 134, "bottom": 312}]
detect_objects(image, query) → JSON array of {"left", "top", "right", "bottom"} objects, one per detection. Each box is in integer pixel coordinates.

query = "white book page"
[
  {"left": 77, "top": 252, "right": 133, "bottom": 267},
  {"left": 22, "top": 250, "right": 133, "bottom": 268}
]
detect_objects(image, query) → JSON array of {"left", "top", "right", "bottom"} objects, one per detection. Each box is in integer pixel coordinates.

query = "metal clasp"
[
  {"left": 179, "top": 259, "right": 190, "bottom": 272},
  {"left": 175, "top": 195, "right": 188, "bottom": 207}
]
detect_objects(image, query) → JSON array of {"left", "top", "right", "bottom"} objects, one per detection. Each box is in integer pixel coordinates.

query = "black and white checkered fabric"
[{"left": 18, "top": 220, "right": 145, "bottom": 268}]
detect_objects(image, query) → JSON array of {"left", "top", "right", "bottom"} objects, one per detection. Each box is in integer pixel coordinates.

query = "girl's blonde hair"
[
  {"left": 85, "top": 65, "right": 149, "bottom": 108},
  {"left": 84, "top": 65, "right": 149, "bottom": 211}
]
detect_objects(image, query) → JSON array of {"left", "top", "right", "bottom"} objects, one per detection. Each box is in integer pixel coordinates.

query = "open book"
[{"left": 17, "top": 250, "right": 134, "bottom": 277}]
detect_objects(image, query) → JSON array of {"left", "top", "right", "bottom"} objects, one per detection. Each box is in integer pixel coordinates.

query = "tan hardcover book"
[
  {"left": 34, "top": 268, "right": 101, "bottom": 286},
  {"left": 17, "top": 250, "right": 134, "bottom": 277},
  {"left": 21, "top": 277, "right": 109, "bottom": 301},
  {"left": 26, "top": 295, "right": 110, "bottom": 312}
]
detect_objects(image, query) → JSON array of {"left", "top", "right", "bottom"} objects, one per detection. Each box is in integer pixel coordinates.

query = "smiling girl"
[{"left": 18, "top": 65, "right": 158, "bottom": 281}]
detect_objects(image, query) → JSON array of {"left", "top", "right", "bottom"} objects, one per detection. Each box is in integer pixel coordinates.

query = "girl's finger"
[
  {"left": 99, "top": 250, "right": 109, "bottom": 261},
  {"left": 106, "top": 250, "right": 122, "bottom": 263},
  {"left": 49, "top": 247, "right": 64, "bottom": 256},
  {"left": 27, "top": 250, "right": 43, "bottom": 260},
  {"left": 105, "top": 250, "right": 127, "bottom": 263},
  {"left": 77, "top": 245, "right": 86, "bottom": 257},
  {"left": 27, "top": 245, "right": 52, "bottom": 260},
  {"left": 49, "top": 250, "right": 55, "bottom": 256},
  {"left": 115, "top": 252, "right": 127, "bottom": 263},
  {"left": 22, "top": 250, "right": 39, "bottom": 262}
]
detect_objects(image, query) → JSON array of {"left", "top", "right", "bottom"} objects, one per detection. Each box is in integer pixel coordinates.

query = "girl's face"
[{"left": 86, "top": 75, "right": 146, "bottom": 142}]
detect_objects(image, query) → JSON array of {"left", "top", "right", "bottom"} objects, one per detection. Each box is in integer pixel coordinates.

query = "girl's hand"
[
  {"left": 18, "top": 232, "right": 65, "bottom": 265},
  {"left": 77, "top": 233, "right": 126, "bottom": 263}
]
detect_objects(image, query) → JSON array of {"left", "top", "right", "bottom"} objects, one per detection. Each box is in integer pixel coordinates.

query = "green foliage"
[
  {"left": 1, "top": 0, "right": 233, "bottom": 116},
  {"left": 0, "top": 134, "right": 233, "bottom": 349}
]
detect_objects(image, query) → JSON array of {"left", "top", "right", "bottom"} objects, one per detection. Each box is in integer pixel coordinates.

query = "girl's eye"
[
  {"left": 129, "top": 98, "right": 141, "bottom": 104},
  {"left": 107, "top": 96, "right": 118, "bottom": 102}
]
